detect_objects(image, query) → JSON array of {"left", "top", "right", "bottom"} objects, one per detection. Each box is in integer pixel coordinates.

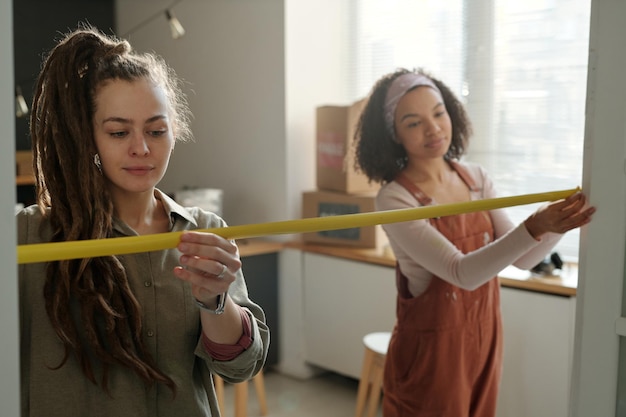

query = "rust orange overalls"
[{"left": 383, "top": 163, "right": 503, "bottom": 417}]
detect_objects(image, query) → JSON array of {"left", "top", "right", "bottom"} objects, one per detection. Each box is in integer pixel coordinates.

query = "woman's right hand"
[{"left": 524, "top": 191, "right": 595, "bottom": 240}]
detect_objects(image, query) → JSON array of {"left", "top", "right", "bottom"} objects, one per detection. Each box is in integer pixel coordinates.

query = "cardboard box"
[
  {"left": 16, "top": 150, "right": 33, "bottom": 176},
  {"left": 316, "top": 99, "right": 379, "bottom": 194},
  {"left": 302, "top": 190, "right": 387, "bottom": 249}
]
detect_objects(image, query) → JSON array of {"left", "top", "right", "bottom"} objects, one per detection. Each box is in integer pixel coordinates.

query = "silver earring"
[{"left": 94, "top": 153, "right": 102, "bottom": 173}]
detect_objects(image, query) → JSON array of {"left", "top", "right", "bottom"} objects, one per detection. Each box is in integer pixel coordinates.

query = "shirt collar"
[
  {"left": 112, "top": 189, "right": 198, "bottom": 236},
  {"left": 156, "top": 189, "right": 197, "bottom": 226}
]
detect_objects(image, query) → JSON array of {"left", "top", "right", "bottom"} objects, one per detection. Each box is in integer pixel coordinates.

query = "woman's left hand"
[{"left": 173, "top": 231, "right": 242, "bottom": 305}]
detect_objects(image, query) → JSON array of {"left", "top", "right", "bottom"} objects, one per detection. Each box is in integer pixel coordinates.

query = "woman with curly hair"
[
  {"left": 17, "top": 26, "right": 268, "bottom": 417},
  {"left": 354, "top": 68, "right": 594, "bottom": 416}
]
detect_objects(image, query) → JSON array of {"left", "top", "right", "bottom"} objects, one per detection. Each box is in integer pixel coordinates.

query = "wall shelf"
[{"left": 16, "top": 175, "right": 35, "bottom": 186}]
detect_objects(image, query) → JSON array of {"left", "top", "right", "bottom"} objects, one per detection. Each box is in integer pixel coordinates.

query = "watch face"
[{"left": 195, "top": 292, "right": 227, "bottom": 315}]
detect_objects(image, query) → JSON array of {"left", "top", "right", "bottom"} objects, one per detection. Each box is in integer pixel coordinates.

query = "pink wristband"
[{"left": 202, "top": 305, "right": 253, "bottom": 360}]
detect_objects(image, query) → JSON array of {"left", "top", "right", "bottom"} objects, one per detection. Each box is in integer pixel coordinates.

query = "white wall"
[
  {"left": 1, "top": 0, "right": 21, "bottom": 415},
  {"left": 117, "top": 0, "right": 288, "bottom": 229},
  {"left": 116, "top": 1, "right": 351, "bottom": 236},
  {"left": 285, "top": 0, "right": 351, "bottom": 236}
]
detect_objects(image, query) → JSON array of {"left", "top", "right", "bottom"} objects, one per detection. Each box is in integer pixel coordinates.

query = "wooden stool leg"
[
  {"left": 253, "top": 370, "right": 268, "bottom": 416},
  {"left": 355, "top": 348, "right": 375, "bottom": 417},
  {"left": 213, "top": 374, "right": 225, "bottom": 415},
  {"left": 234, "top": 380, "right": 248, "bottom": 417},
  {"left": 213, "top": 371, "right": 269, "bottom": 417},
  {"left": 366, "top": 356, "right": 384, "bottom": 417}
]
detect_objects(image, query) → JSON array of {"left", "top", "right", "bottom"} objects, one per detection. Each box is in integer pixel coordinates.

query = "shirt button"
[
  {"left": 147, "top": 330, "right": 155, "bottom": 337},
  {"left": 144, "top": 281, "right": 152, "bottom": 287}
]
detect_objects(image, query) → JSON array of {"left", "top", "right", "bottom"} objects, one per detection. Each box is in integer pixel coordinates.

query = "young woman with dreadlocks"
[{"left": 17, "top": 26, "right": 269, "bottom": 417}]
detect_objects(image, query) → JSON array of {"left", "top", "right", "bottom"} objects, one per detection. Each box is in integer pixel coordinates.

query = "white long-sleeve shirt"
[{"left": 376, "top": 161, "right": 561, "bottom": 297}]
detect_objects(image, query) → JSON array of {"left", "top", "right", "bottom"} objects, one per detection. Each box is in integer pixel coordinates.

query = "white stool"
[
  {"left": 354, "top": 332, "right": 391, "bottom": 417},
  {"left": 213, "top": 370, "right": 268, "bottom": 417}
]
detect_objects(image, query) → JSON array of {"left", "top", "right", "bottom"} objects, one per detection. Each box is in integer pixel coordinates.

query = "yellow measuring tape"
[{"left": 17, "top": 188, "right": 579, "bottom": 264}]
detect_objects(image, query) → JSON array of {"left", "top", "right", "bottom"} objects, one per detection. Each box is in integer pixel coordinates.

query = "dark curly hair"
[{"left": 354, "top": 68, "right": 472, "bottom": 184}]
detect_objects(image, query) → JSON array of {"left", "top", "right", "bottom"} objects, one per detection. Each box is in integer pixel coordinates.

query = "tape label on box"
[{"left": 317, "top": 132, "right": 345, "bottom": 170}]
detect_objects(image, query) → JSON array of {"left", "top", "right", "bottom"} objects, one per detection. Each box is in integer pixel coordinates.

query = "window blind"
[{"left": 347, "top": 0, "right": 591, "bottom": 260}]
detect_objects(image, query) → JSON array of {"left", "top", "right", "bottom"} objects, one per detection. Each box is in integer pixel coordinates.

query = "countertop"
[
  {"left": 236, "top": 239, "right": 284, "bottom": 258},
  {"left": 235, "top": 239, "right": 577, "bottom": 297},
  {"left": 284, "top": 241, "right": 577, "bottom": 297}
]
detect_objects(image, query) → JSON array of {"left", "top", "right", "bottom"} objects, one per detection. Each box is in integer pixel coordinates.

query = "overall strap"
[
  {"left": 394, "top": 172, "right": 432, "bottom": 206},
  {"left": 394, "top": 160, "right": 481, "bottom": 205},
  {"left": 447, "top": 160, "right": 481, "bottom": 192}
]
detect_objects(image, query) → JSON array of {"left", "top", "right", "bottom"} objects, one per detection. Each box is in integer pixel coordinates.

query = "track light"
[
  {"left": 121, "top": 2, "right": 186, "bottom": 40},
  {"left": 15, "top": 86, "right": 28, "bottom": 118},
  {"left": 165, "top": 10, "right": 185, "bottom": 39}
]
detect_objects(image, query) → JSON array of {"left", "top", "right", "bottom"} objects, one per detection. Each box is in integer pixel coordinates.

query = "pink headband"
[{"left": 384, "top": 73, "right": 442, "bottom": 142}]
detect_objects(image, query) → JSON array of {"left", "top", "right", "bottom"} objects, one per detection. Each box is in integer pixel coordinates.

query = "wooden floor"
[{"left": 217, "top": 369, "right": 383, "bottom": 417}]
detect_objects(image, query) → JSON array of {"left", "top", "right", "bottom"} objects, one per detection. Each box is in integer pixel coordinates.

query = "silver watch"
[{"left": 195, "top": 291, "right": 227, "bottom": 315}]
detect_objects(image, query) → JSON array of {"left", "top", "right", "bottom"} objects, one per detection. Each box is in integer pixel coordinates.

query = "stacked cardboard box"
[
  {"left": 302, "top": 99, "right": 387, "bottom": 249},
  {"left": 315, "top": 98, "right": 377, "bottom": 194}
]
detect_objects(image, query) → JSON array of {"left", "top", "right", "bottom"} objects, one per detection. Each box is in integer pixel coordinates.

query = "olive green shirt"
[{"left": 17, "top": 190, "right": 269, "bottom": 417}]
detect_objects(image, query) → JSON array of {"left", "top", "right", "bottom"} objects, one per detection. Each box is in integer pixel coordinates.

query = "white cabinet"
[
  {"left": 281, "top": 249, "right": 576, "bottom": 417},
  {"left": 302, "top": 253, "right": 397, "bottom": 379},
  {"left": 497, "top": 288, "right": 576, "bottom": 417}
]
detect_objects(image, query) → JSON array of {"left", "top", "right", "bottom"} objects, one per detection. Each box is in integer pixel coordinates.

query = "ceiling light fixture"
[
  {"left": 15, "top": 86, "right": 28, "bottom": 118},
  {"left": 165, "top": 10, "right": 185, "bottom": 39},
  {"left": 121, "top": 1, "right": 186, "bottom": 40}
]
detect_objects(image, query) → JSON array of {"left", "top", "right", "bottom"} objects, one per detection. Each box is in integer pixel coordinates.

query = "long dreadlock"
[{"left": 29, "top": 25, "right": 192, "bottom": 392}]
